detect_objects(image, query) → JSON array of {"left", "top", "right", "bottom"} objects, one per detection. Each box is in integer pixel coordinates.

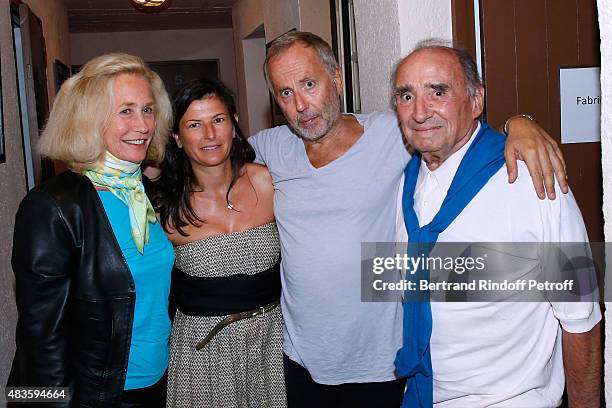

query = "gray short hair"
[
  {"left": 392, "top": 38, "right": 483, "bottom": 98},
  {"left": 264, "top": 31, "right": 339, "bottom": 90}
]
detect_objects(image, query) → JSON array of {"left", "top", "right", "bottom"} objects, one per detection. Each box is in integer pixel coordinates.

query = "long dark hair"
[{"left": 149, "top": 78, "right": 255, "bottom": 236}]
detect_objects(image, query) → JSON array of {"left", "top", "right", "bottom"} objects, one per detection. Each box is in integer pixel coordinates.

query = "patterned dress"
[{"left": 167, "top": 222, "right": 286, "bottom": 408}]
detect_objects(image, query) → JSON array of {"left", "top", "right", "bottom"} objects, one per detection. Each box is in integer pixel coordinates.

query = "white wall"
[
  {"left": 353, "top": 0, "right": 453, "bottom": 113},
  {"left": 597, "top": 0, "right": 611, "bottom": 404},
  {"left": 397, "top": 0, "right": 453, "bottom": 54},
  {"left": 353, "top": 0, "right": 401, "bottom": 113},
  {"left": 70, "top": 28, "right": 238, "bottom": 97}
]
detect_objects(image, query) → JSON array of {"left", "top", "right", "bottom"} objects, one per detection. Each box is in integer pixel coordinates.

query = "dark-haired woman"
[{"left": 149, "top": 78, "right": 285, "bottom": 407}]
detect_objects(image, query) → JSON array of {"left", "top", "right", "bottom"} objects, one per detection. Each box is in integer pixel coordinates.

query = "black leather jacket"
[{"left": 8, "top": 171, "right": 138, "bottom": 407}]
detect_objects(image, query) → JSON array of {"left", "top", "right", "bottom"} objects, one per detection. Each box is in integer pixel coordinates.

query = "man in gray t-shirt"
[
  {"left": 252, "top": 31, "right": 567, "bottom": 408},
  {"left": 251, "top": 110, "right": 408, "bottom": 388}
]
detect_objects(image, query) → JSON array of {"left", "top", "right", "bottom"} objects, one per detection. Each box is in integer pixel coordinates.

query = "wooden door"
[{"left": 454, "top": 0, "right": 602, "bottom": 241}]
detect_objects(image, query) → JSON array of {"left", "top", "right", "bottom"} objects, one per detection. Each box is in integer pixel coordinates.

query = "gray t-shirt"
[{"left": 249, "top": 111, "right": 410, "bottom": 384}]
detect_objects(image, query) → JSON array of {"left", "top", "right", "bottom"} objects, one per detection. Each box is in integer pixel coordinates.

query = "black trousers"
[
  {"left": 120, "top": 372, "right": 167, "bottom": 408},
  {"left": 284, "top": 354, "right": 406, "bottom": 408}
]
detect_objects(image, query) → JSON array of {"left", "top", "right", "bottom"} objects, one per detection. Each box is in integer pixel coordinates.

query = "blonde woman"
[{"left": 8, "top": 53, "right": 174, "bottom": 407}]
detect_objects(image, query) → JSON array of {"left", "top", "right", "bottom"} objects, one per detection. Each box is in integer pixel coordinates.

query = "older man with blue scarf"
[{"left": 393, "top": 41, "right": 602, "bottom": 407}]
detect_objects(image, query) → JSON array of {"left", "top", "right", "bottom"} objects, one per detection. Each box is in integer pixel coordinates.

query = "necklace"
[{"left": 227, "top": 200, "right": 236, "bottom": 211}]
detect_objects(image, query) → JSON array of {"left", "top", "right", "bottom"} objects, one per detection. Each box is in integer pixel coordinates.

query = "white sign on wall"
[{"left": 560, "top": 67, "right": 601, "bottom": 144}]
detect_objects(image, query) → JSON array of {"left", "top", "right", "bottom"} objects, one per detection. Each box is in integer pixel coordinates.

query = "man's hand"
[
  {"left": 504, "top": 116, "right": 569, "bottom": 200},
  {"left": 563, "top": 322, "right": 601, "bottom": 408}
]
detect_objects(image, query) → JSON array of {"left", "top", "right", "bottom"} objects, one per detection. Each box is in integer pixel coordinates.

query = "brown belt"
[{"left": 195, "top": 301, "right": 280, "bottom": 351}]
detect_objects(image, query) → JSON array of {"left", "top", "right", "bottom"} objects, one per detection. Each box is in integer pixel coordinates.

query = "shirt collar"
[{"left": 419, "top": 122, "right": 482, "bottom": 193}]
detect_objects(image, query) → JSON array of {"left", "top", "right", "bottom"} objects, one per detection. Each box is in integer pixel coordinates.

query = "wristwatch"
[{"left": 503, "top": 114, "right": 536, "bottom": 135}]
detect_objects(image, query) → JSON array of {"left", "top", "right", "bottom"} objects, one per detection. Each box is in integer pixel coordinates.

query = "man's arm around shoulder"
[{"left": 248, "top": 127, "right": 280, "bottom": 165}]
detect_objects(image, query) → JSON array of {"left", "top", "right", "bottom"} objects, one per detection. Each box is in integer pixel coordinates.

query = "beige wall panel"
[
  {"left": 24, "top": 0, "right": 71, "bottom": 103},
  {"left": 0, "top": 0, "right": 28, "bottom": 403},
  {"left": 233, "top": 0, "right": 334, "bottom": 134},
  {"left": 263, "top": 0, "right": 299, "bottom": 42},
  {"left": 242, "top": 36, "right": 270, "bottom": 134},
  {"left": 70, "top": 28, "right": 238, "bottom": 97},
  {"left": 297, "top": 0, "right": 332, "bottom": 45}
]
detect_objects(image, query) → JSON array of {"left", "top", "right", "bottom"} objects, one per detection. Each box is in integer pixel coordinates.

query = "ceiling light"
[
  {"left": 131, "top": 0, "right": 167, "bottom": 8},
  {"left": 130, "top": 0, "right": 171, "bottom": 13}
]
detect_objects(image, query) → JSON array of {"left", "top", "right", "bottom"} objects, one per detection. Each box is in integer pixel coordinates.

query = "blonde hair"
[{"left": 38, "top": 53, "right": 172, "bottom": 169}]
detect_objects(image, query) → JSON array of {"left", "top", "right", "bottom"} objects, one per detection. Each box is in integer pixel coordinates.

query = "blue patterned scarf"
[{"left": 84, "top": 152, "right": 157, "bottom": 254}]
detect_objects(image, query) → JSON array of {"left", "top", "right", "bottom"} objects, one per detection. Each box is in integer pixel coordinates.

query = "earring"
[{"left": 173, "top": 134, "right": 182, "bottom": 148}]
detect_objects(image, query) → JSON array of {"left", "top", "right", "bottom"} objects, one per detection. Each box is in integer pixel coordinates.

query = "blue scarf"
[{"left": 395, "top": 123, "right": 506, "bottom": 407}]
